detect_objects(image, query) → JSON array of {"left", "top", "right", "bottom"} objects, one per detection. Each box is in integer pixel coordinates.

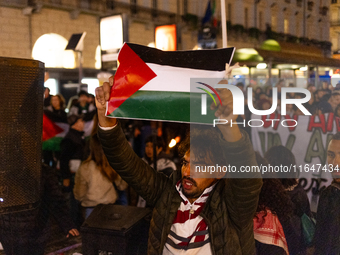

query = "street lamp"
[{"left": 65, "top": 32, "right": 87, "bottom": 88}]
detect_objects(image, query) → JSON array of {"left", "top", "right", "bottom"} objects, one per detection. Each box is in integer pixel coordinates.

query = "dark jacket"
[
  {"left": 98, "top": 122, "right": 262, "bottom": 255},
  {"left": 44, "top": 107, "right": 68, "bottom": 123},
  {"left": 281, "top": 185, "right": 311, "bottom": 255},
  {"left": 314, "top": 182, "right": 340, "bottom": 255},
  {"left": 0, "top": 164, "right": 76, "bottom": 254},
  {"left": 60, "top": 128, "right": 85, "bottom": 180}
]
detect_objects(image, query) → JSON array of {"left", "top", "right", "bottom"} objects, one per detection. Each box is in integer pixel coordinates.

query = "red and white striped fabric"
[
  {"left": 253, "top": 210, "right": 289, "bottom": 255},
  {"left": 162, "top": 181, "right": 216, "bottom": 255}
]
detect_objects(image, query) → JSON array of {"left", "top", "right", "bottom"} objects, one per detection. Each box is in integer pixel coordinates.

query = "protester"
[
  {"left": 314, "top": 132, "right": 340, "bottom": 255},
  {"left": 264, "top": 145, "right": 309, "bottom": 255},
  {"left": 68, "top": 90, "right": 96, "bottom": 121},
  {"left": 254, "top": 178, "right": 293, "bottom": 255},
  {"left": 74, "top": 115, "right": 128, "bottom": 218},
  {"left": 95, "top": 77, "right": 262, "bottom": 254},
  {"left": 143, "top": 135, "right": 177, "bottom": 177},
  {"left": 317, "top": 92, "right": 340, "bottom": 114},
  {"left": 44, "top": 94, "right": 67, "bottom": 123},
  {"left": 59, "top": 114, "right": 86, "bottom": 227},
  {"left": 0, "top": 164, "right": 79, "bottom": 255},
  {"left": 43, "top": 87, "right": 52, "bottom": 108},
  {"left": 137, "top": 134, "right": 177, "bottom": 207}
]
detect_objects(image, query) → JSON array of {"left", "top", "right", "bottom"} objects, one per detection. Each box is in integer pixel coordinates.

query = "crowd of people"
[
  {"left": 3, "top": 79, "right": 339, "bottom": 255},
  {"left": 246, "top": 80, "right": 340, "bottom": 117}
]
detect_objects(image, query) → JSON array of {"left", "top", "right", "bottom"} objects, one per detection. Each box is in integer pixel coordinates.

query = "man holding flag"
[{"left": 95, "top": 74, "right": 262, "bottom": 254}]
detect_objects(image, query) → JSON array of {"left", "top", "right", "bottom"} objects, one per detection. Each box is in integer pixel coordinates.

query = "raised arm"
[
  {"left": 211, "top": 79, "right": 262, "bottom": 250},
  {"left": 95, "top": 77, "right": 173, "bottom": 207}
]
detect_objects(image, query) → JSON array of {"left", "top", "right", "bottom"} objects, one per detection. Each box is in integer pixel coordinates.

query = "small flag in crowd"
[
  {"left": 106, "top": 43, "right": 235, "bottom": 123},
  {"left": 202, "top": 0, "right": 217, "bottom": 27},
  {"left": 42, "top": 114, "right": 64, "bottom": 141}
]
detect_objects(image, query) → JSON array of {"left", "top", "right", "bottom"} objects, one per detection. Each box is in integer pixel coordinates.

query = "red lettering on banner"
[
  {"left": 335, "top": 116, "right": 340, "bottom": 132},
  {"left": 307, "top": 115, "right": 326, "bottom": 133},
  {"left": 262, "top": 113, "right": 277, "bottom": 128}
]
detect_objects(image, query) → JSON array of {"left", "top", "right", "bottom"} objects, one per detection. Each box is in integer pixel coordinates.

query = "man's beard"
[{"left": 181, "top": 176, "right": 202, "bottom": 199}]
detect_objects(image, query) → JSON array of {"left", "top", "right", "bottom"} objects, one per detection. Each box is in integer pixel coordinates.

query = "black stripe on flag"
[{"left": 126, "top": 43, "right": 235, "bottom": 71}]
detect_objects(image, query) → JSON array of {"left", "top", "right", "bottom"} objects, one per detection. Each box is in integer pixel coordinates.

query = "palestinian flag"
[
  {"left": 106, "top": 42, "right": 235, "bottom": 123},
  {"left": 42, "top": 114, "right": 65, "bottom": 153},
  {"left": 42, "top": 114, "right": 64, "bottom": 141}
]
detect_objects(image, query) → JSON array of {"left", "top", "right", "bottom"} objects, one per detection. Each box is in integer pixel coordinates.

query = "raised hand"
[
  {"left": 210, "top": 79, "right": 242, "bottom": 142},
  {"left": 95, "top": 76, "right": 117, "bottom": 127}
]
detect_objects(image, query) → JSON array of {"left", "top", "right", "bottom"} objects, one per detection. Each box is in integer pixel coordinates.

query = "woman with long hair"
[
  {"left": 74, "top": 115, "right": 127, "bottom": 219},
  {"left": 44, "top": 94, "right": 67, "bottom": 123}
]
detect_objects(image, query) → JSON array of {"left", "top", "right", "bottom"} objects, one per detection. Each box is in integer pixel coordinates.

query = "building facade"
[{"left": 0, "top": 0, "right": 334, "bottom": 93}]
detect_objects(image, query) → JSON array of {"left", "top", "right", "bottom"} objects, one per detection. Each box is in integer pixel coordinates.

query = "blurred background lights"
[
  {"left": 256, "top": 63, "right": 267, "bottom": 69},
  {"left": 44, "top": 78, "right": 58, "bottom": 95},
  {"left": 81, "top": 78, "right": 99, "bottom": 95},
  {"left": 169, "top": 136, "right": 181, "bottom": 148},
  {"left": 32, "top": 33, "right": 75, "bottom": 68}
]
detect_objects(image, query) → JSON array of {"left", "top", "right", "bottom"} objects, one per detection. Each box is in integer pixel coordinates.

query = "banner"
[{"left": 251, "top": 113, "right": 340, "bottom": 211}]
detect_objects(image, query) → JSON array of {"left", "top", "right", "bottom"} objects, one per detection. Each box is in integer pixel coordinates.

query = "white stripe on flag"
[{"left": 138, "top": 63, "right": 225, "bottom": 92}]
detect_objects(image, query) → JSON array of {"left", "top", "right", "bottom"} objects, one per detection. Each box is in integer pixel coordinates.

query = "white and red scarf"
[
  {"left": 253, "top": 210, "right": 289, "bottom": 255},
  {"left": 162, "top": 181, "right": 216, "bottom": 254}
]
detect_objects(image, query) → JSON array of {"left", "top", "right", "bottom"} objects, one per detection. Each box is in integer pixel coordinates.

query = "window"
[
  {"left": 245, "top": 7, "right": 248, "bottom": 29},
  {"left": 284, "top": 18, "right": 289, "bottom": 34},
  {"left": 183, "top": 0, "right": 188, "bottom": 15},
  {"left": 228, "top": 3, "right": 232, "bottom": 22},
  {"left": 271, "top": 16, "right": 277, "bottom": 31}
]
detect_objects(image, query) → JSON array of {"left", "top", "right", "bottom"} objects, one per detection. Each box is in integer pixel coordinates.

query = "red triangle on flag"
[
  {"left": 42, "top": 114, "right": 64, "bottom": 141},
  {"left": 106, "top": 43, "right": 157, "bottom": 116}
]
